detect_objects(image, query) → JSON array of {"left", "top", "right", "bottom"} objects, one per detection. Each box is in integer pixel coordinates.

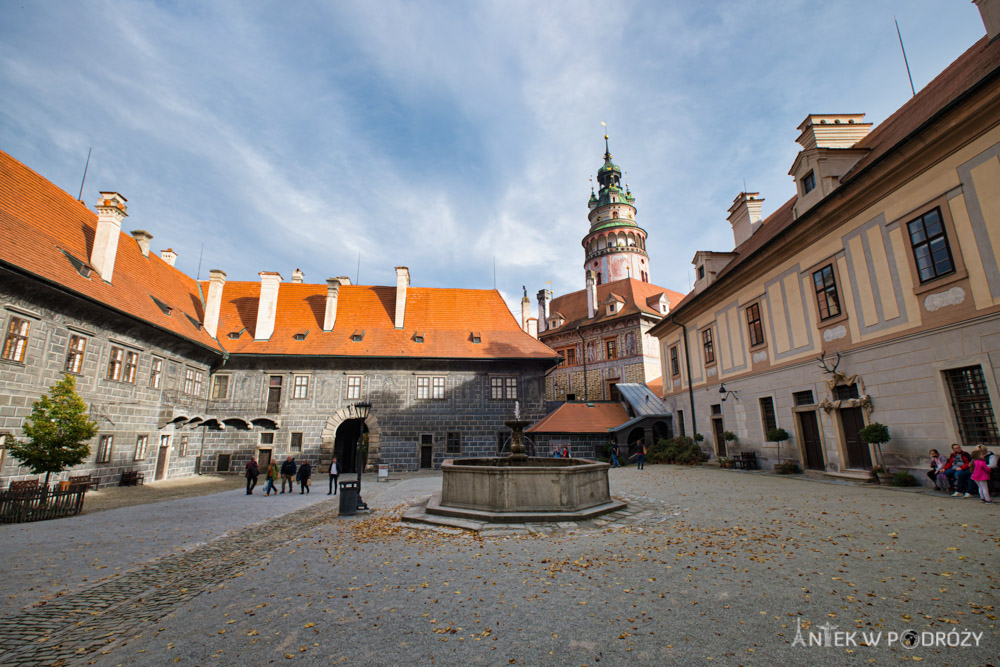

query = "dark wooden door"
[
  {"left": 798, "top": 411, "right": 824, "bottom": 470},
  {"left": 420, "top": 446, "right": 433, "bottom": 469},
  {"left": 258, "top": 449, "right": 272, "bottom": 473},
  {"left": 840, "top": 407, "right": 871, "bottom": 469},
  {"left": 155, "top": 446, "right": 169, "bottom": 481},
  {"left": 712, "top": 417, "right": 726, "bottom": 457}
]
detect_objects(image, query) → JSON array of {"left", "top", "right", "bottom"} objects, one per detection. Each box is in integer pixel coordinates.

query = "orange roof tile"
[
  {"left": 213, "top": 281, "right": 559, "bottom": 360},
  {"left": 526, "top": 402, "right": 628, "bottom": 434},
  {"left": 646, "top": 376, "right": 663, "bottom": 397},
  {"left": 543, "top": 278, "right": 685, "bottom": 334},
  {"left": 0, "top": 150, "right": 222, "bottom": 352}
]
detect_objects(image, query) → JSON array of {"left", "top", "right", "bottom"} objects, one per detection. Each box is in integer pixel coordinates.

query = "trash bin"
[{"left": 339, "top": 480, "right": 359, "bottom": 516}]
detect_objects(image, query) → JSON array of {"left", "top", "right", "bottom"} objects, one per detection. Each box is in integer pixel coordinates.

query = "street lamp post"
[{"left": 349, "top": 401, "right": 372, "bottom": 511}]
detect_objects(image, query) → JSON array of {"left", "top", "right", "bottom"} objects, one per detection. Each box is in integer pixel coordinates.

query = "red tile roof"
[
  {"left": 0, "top": 150, "right": 222, "bottom": 352},
  {"left": 213, "top": 281, "right": 558, "bottom": 360},
  {"left": 646, "top": 376, "right": 663, "bottom": 397},
  {"left": 543, "top": 278, "right": 685, "bottom": 334},
  {"left": 526, "top": 402, "right": 628, "bottom": 434}
]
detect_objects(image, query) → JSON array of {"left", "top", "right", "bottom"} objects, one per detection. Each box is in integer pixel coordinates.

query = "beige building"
[{"left": 650, "top": 7, "right": 1000, "bottom": 483}]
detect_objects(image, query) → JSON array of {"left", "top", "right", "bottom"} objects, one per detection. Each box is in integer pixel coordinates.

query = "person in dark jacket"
[
  {"left": 942, "top": 443, "right": 974, "bottom": 497},
  {"left": 280, "top": 456, "right": 297, "bottom": 494},
  {"left": 245, "top": 458, "right": 259, "bottom": 495},
  {"left": 328, "top": 457, "right": 339, "bottom": 495},
  {"left": 297, "top": 460, "right": 312, "bottom": 494}
]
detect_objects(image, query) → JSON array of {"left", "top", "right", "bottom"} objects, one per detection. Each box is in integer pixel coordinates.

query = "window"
[
  {"left": 290, "top": 432, "right": 303, "bottom": 453},
  {"left": 96, "top": 435, "right": 113, "bottom": 463},
  {"left": 801, "top": 170, "right": 816, "bottom": 194},
  {"left": 107, "top": 347, "right": 124, "bottom": 381},
  {"left": 759, "top": 397, "right": 777, "bottom": 434},
  {"left": 605, "top": 338, "right": 618, "bottom": 360},
  {"left": 150, "top": 357, "right": 163, "bottom": 389},
  {"left": 266, "top": 376, "right": 282, "bottom": 413},
  {"left": 491, "top": 377, "right": 517, "bottom": 400},
  {"left": 347, "top": 375, "right": 362, "bottom": 399},
  {"left": 260, "top": 432, "right": 274, "bottom": 445},
  {"left": 945, "top": 366, "right": 999, "bottom": 446},
  {"left": 496, "top": 431, "right": 506, "bottom": 454},
  {"left": 562, "top": 347, "right": 576, "bottom": 367},
  {"left": 417, "top": 377, "right": 430, "bottom": 399},
  {"left": 670, "top": 346, "right": 680, "bottom": 377},
  {"left": 907, "top": 207, "right": 955, "bottom": 283},
  {"left": 697, "top": 265, "right": 705, "bottom": 280},
  {"left": 446, "top": 432, "right": 461, "bottom": 454},
  {"left": 793, "top": 390, "right": 815, "bottom": 406},
  {"left": 184, "top": 368, "right": 203, "bottom": 396},
  {"left": 677, "top": 410, "right": 685, "bottom": 437},
  {"left": 211, "top": 375, "right": 230, "bottom": 399},
  {"left": 607, "top": 382, "right": 620, "bottom": 401},
  {"left": 293, "top": 375, "right": 309, "bottom": 399},
  {"left": 812, "top": 265, "right": 841, "bottom": 321},
  {"left": 179, "top": 435, "right": 189, "bottom": 457},
  {"left": 123, "top": 351, "right": 138, "bottom": 383},
  {"left": 2, "top": 317, "right": 29, "bottom": 362},
  {"left": 416, "top": 377, "right": 445, "bottom": 400},
  {"left": 65, "top": 335, "right": 87, "bottom": 374},
  {"left": 745, "top": 303, "right": 765, "bottom": 347},
  {"left": 833, "top": 383, "right": 859, "bottom": 400},
  {"left": 701, "top": 328, "right": 715, "bottom": 365},
  {"left": 433, "top": 376, "right": 445, "bottom": 399},
  {"left": 134, "top": 435, "right": 148, "bottom": 461}
]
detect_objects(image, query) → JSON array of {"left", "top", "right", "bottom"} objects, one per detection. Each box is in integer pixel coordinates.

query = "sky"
[{"left": 0, "top": 1, "right": 989, "bottom": 320}]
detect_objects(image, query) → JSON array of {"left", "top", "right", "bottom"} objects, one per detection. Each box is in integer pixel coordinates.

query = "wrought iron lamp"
[
  {"left": 719, "top": 383, "right": 738, "bottom": 402},
  {"left": 350, "top": 401, "right": 372, "bottom": 511}
]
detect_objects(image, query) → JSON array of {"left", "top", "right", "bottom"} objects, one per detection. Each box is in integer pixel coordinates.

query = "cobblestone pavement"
[{"left": 2, "top": 466, "right": 997, "bottom": 666}]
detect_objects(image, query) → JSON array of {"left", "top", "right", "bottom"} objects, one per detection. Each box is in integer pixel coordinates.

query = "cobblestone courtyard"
[{"left": 1, "top": 467, "right": 996, "bottom": 666}]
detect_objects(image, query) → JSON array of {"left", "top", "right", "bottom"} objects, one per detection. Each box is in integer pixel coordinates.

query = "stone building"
[
  {"left": 531, "top": 137, "right": 684, "bottom": 402},
  {"left": 649, "top": 8, "right": 1000, "bottom": 484},
  {"left": 0, "top": 150, "right": 558, "bottom": 487}
]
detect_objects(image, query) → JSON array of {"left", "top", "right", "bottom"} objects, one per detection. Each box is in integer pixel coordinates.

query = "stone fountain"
[{"left": 409, "top": 403, "right": 626, "bottom": 526}]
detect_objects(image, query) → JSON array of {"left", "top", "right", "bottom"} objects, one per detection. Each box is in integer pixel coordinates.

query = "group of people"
[
  {"left": 244, "top": 456, "right": 343, "bottom": 496},
  {"left": 927, "top": 443, "right": 995, "bottom": 503},
  {"left": 608, "top": 439, "right": 646, "bottom": 469}
]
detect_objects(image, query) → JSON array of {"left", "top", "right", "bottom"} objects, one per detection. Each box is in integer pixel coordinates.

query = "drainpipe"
[
  {"left": 576, "top": 327, "right": 588, "bottom": 401},
  {"left": 670, "top": 314, "right": 697, "bottom": 439}
]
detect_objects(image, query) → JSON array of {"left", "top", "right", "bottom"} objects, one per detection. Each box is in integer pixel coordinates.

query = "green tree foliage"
[{"left": 5, "top": 375, "right": 97, "bottom": 486}]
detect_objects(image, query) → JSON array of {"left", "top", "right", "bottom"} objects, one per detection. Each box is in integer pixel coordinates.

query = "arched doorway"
[
  {"left": 652, "top": 420, "right": 671, "bottom": 444},
  {"left": 334, "top": 419, "right": 368, "bottom": 474}
]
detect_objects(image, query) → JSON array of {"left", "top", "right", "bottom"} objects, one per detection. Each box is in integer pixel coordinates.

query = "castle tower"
[{"left": 582, "top": 135, "right": 650, "bottom": 284}]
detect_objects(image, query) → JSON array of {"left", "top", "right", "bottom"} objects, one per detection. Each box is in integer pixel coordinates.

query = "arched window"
[
  {"left": 617, "top": 234, "right": 626, "bottom": 247},
  {"left": 597, "top": 272, "right": 602, "bottom": 285},
  {"left": 612, "top": 210, "right": 619, "bottom": 219},
  {"left": 627, "top": 232, "right": 636, "bottom": 246},
  {"left": 597, "top": 236, "right": 607, "bottom": 251}
]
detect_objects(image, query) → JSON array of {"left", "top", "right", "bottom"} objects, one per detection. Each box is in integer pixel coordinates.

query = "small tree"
[
  {"left": 766, "top": 427, "right": 789, "bottom": 465},
  {"left": 5, "top": 375, "right": 97, "bottom": 486},
  {"left": 859, "top": 422, "right": 890, "bottom": 472}
]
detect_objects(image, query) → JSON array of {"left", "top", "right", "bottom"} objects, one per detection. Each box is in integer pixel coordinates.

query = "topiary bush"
[{"left": 647, "top": 436, "right": 704, "bottom": 465}]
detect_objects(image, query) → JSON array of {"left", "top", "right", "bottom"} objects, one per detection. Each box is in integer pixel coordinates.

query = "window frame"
[
  {"left": 134, "top": 434, "right": 148, "bottom": 461},
  {"left": 1, "top": 316, "right": 30, "bottom": 363},
  {"left": 944, "top": 365, "right": 1000, "bottom": 447},
  {"left": 106, "top": 346, "right": 124, "bottom": 381},
  {"left": 65, "top": 335, "right": 88, "bottom": 374},
  {"left": 184, "top": 368, "right": 204, "bottom": 396},
  {"left": 759, "top": 396, "right": 778, "bottom": 436},
  {"left": 812, "top": 264, "right": 842, "bottom": 322},
  {"left": 801, "top": 170, "right": 816, "bottom": 195},
  {"left": 346, "top": 375, "right": 362, "bottom": 400},
  {"left": 446, "top": 431, "right": 461, "bottom": 455},
  {"left": 669, "top": 345, "right": 680, "bottom": 377},
  {"left": 150, "top": 357, "right": 163, "bottom": 389},
  {"left": 123, "top": 350, "right": 138, "bottom": 383},
  {"left": 604, "top": 337, "right": 618, "bottom": 361},
  {"left": 906, "top": 206, "right": 956, "bottom": 284},
  {"left": 891, "top": 196, "right": 967, "bottom": 295},
  {"left": 701, "top": 327, "right": 715, "bottom": 366},
  {"left": 745, "top": 302, "right": 765, "bottom": 348},
  {"left": 290, "top": 432, "right": 304, "bottom": 453},
  {"left": 211, "top": 374, "right": 230, "bottom": 400},
  {"left": 96, "top": 434, "right": 113, "bottom": 463},
  {"left": 292, "top": 374, "right": 309, "bottom": 400}
]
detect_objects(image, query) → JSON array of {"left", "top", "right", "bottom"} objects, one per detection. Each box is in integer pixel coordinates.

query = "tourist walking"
[
  {"left": 636, "top": 439, "right": 646, "bottom": 470},
  {"left": 328, "top": 456, "right": 339, "bottom": 495},
  {"left": 245, "top": 457, "right": 259, "bottom": 495},
  {"left": 263, "top": 460, "right": 279, "bottom": 496},
  {"left": 971, "top": 449, "right": 993, "bottom": 503},
  {"left": 280, "top": 456, "right": 296, "bottom": 494},
  {"left": 297, "top": 460, "right": 312, "bottom": 494},
  {"left": 610, "top": 440, "right": 621, "bottom": 468}
]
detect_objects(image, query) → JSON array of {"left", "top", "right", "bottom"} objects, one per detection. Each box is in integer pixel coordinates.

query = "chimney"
[
  {"left": 255, "top": 272, "right": 282, "bottom": 340},
  {"left": 203, "top": 269, "right": 227, "bottom": 339},
  {"left": 536, "top": 289, "right": 551, "bottom": 333},
  {"left": 335, "top": 275, "right": 352, "bottom": 286},
  {"left": 586, "top": 270, "right": 598, "bottom": 319},
  {"left": 728, "top": 192, "right": 764, "bottom": 247},
  {"left": 795, "top": 114, "right": 871, "bottom": 150},
  {"left": 291, "top": 268, "right": 305, "bottom": 283},
  {"left": 323, "top": 278, "right": 341, "bottom": 331},
  {"left": 521, "top": 292, "right": 531, "bottom": 332},
  {"left": 976, "top": 0, "right": 1000, "bottom": 40},
  {"left": 91, "top": 192, "right": 127, "bottom": 282},
  {"left": 160, "top": 248, "right": 177, "bottom": 267},
  {"left": 130, "top": 229, "right": 153, "bottom": 258},
  {"left": 527, "top": 318, "right": 538, "bottom": 339},
  {"left": 394, "top": 266, "right": 409, "bottom": 329}
]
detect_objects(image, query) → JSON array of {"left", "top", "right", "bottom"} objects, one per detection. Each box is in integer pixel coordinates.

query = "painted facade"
[{"left": 650, "top": 27, "right": 1000, "bottom": 483}]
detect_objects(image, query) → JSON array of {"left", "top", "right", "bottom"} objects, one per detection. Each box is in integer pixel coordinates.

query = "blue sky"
[{"left": 0, "top": 1, "right": 988, "bottom": 318}]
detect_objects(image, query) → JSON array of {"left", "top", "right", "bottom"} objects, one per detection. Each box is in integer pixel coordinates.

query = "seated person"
[
  {"left": 927, "top": 449, "right": 948, "bottom": 491},
  {"left": 942, "top": 443, "right": 974, "bottom": 497}
]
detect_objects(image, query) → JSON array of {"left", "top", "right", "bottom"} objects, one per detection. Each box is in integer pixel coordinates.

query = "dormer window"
[
  {"left": 150, "top": 296, "right": 172, "bottom": 316},
  {"left": 413, "top": 332, "right": 424, "bottom": 343},
  {"left": 801, "top": 170, "right": 816, "bottom": 194},
  {"left": 228, "top": 329, "right": 244, "bottom": 340},
  {"left": 351, "top": 329, "right": 365, "bottom": 342},
  {"left": 697, "top": 265, "right": 705, "bottom": 280},
  {"left": 470, "top": 331, "right": 482, "bottom": 344},
  {"left": 60, "top": 249, "right": 92, "bottom": 278},
  {"left": 294, "top": 330, "right": 308, "bottom": 341}
]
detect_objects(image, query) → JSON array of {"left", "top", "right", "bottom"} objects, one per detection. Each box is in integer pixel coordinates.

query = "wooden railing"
[{"left": 0, "top": 485, "right": 87, "bottom": 523}]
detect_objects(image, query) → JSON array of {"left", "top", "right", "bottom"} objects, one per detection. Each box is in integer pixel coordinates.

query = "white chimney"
[
  {"left": 323, "top": 278, "right": 341, "bottom": 331},
  {"left": 728, "top": 192, "right": 764, "bottom": 247},
  {"left": 204, "top": 269, "right": 227, "bottom": 339},
  {"left": 586, "top": 270, "right": 598, "bottom": 319},
  {"left": 394, "top": 266, "right": 409, "bottom": 329},
  {"left": 521, "top": 291, "right": 531, "bottom": 332},
  {"left": 536, "top": 289, "right": 551, "bottom": 333},
  {"left": 527, "top": 318, "right": 538, "bottom": 339},
  {"left": 336, "top": 275, "right": 352, "bottom": 286},
  {"left": 976, "top": 0, "right": 1000, "bottom": 40},
  {"left": 91, "top": 192, "right": 127, "bottom": 282},
  {"left": 291, "top": 268, "right": 305, "bottom": 283},
  {"left": 255, "top": 272, "right": 282, "bottom": 340},
  {"left": 131, "top": 229, "right": 153, "bottom": 258},
  {"left": 160, "top": 248, "right": 177, "bottom": 267}
]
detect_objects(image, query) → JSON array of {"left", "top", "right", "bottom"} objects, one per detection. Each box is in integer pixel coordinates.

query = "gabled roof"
[
  {"left": 213, "top": 281, "right": 558, "bottom": 360},
  {"left": 542, "top": 278, "right": 685, "bottom": 335},
  {"left": 616, "top": 383, "right": 667, "bottom": 417},
  {"left": 0, "top": 150, "right": 221, "bottom": 352},
  {"left": 526, "top": 402, "right": 627, "bottom": 434}
]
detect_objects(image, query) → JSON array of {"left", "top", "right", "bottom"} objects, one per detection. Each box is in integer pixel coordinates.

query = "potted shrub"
[
  {"left": 717, "top": 456, "right": 733, "bottom": 469},
  {"left": 765, "top": 427, "right": 789, "bottom": 466},
  {"left": 858, "top": 422, "right": 890, "bottom": 475},
  {"left": 891, "top": 471, "right": 918, "bottom": 487},
  {"left": 722, "top": 430, "right": 737, "bottom": 456}
]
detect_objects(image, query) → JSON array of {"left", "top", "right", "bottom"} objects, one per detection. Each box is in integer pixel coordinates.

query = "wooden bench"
[
  {"left": 118, "top": 470, "right": 145, "bottom": 487},
  {"left": 67, "top": 475, "right": 99, "bottom": 491},
  {"left": 7, "top": 479, "right": 39, "bottom": 493},
  {"left": 735, "top": 451, "right": 759, "bottom": 470}
]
